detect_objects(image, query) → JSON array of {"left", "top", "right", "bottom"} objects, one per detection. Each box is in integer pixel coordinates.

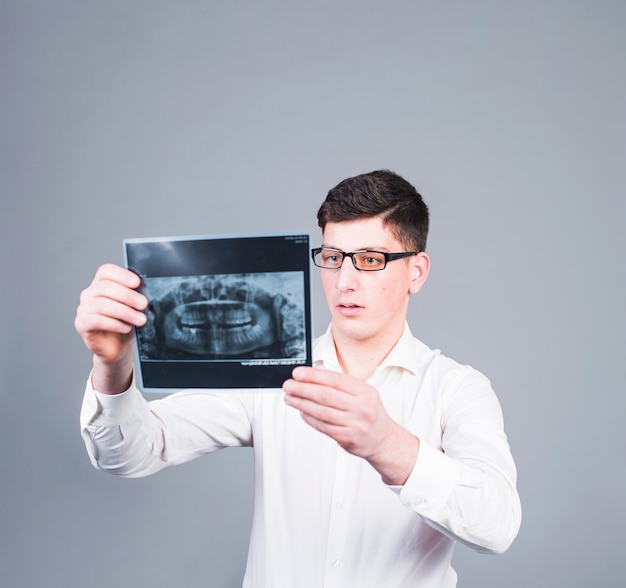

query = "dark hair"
[{"left": 317, "top": 170, "right": 430, "bottom": 252}]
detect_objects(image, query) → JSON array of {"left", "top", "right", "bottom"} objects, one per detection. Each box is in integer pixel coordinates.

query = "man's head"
[
  {"left": 316, "top": 170, "right": 429, "bottom": 253},
  {"left": 314, "top": 170, "right": 431, "bottom": 357}
]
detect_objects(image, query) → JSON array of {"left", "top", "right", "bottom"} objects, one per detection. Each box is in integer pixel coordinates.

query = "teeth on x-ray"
[{"left": 164, "top": 299, "right": 275, "bottom": 355}]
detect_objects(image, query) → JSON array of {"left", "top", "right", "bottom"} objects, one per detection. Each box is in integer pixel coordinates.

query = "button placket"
[{"left": 323, "top": 449, "right": 351, "bottom": 587}]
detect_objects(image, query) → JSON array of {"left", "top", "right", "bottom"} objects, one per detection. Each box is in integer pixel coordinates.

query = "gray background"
[{"left": 1, "top": 1, "right": 624, "bottom": 587}]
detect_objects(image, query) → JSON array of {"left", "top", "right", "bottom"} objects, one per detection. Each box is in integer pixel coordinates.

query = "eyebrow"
[{"left": 321, "top": 243, "right": 392, "bottom": 252}]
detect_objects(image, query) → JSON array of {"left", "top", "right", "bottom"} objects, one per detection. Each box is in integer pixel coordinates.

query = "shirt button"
[
  {"left": 102, "top": 409, "right": 112, "bottom": 417},
  {"left": 330, "top": 558, "right": 340, "bottom": 567},
  {"left": 335, "top": 500, "right": 345, "bottom": 510}
]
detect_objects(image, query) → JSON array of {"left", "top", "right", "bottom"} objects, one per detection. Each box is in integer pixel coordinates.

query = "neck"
[{"left": 331, "top": 324, "right": 405, "bottom": 380}]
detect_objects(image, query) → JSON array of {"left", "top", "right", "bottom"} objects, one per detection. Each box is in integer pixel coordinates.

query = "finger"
[
  {"left": 76, "top": 296, "right": 147, "bottom": 334},
  {"left": 291, "top": 367, "right": 371, "bottom": 401},
  {"left": 76, "top": 311, "right": 136, "bottom": 336},
  {"left": 94, "top": 263, "right": 142, "bottom": 289},
  {"left": 80, "top": 274, "right": 148, "bottom": 313},
  {"left": 283, "top": 379, "right": 352, "bottom": 414},
  {"left": 285, "top": 392, "right": 347, "bottom": 426},
  {"left": 88, "top": 280, "right": 147, "bottom": 312},
  {"left": 299, "top": 411, "right": 348, "bottom": 437},
  {"left": 291, "top": 366, "right": 352, "bottom": 390}
]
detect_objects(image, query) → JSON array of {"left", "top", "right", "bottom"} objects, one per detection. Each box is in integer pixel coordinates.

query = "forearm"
[
  {"left": 364, "top": 421, "right": 519, "bottom": 553},
  {"left": 80, "top": 378, "right": 255, "bottom": 477},
  {"left": 366, "top": 421, "right": 519, "bottom": 554},
  {"left": 398, "top": 440, "right": 521, "bottom": 554}
]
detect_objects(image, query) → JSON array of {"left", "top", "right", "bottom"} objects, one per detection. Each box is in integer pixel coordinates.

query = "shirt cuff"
[
  {"left": 397, "top": 442, "right": 461, "bottom": 515},
  {"left": 84, "top": 371, "right": 145, "bottom": 426}
]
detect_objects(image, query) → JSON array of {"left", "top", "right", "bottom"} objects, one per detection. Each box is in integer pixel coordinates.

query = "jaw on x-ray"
[{"left": 137, "top": 272, "right": 306, "bottom": 361}]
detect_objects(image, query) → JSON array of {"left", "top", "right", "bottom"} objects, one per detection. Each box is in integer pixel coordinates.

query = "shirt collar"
[
  {"left": 377, "top": 323, "right": 423, "bottom": 375},
  {"left": 314, "top": 323, "right": 425, "bottom": 376}
]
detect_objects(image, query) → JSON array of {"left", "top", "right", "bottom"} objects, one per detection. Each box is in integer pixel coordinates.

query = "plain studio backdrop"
[{"left": 1, "top": 2, "right": 624, "bottom": 587}]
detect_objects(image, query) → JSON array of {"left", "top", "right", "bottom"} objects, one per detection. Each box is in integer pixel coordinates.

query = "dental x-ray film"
[{"left": 124, "top": 233, "right": 312, "bottom": 391}]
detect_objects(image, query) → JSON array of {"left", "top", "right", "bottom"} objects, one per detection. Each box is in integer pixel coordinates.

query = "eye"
[
  {"left": 322, "top": 252, "right": 341, "bottom": 264},
  {"left": 357, "top": 253, "right": 385, "bottom": 269}
]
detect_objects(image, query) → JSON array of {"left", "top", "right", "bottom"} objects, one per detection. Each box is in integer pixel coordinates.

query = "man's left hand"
[{"left": 283, "top": 366, "right": 420, "bottom": 485}]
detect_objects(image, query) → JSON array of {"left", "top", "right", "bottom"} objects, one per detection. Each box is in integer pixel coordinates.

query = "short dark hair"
[{"left": 317, "top": 170, "right": 430, "bottom": 252}]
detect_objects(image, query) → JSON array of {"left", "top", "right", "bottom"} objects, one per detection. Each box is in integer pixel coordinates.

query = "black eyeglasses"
[{"left": 311, "top": 247, "right": 417, "bottom": 271}]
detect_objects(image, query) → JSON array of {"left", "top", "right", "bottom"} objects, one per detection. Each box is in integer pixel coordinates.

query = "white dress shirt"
[{"left": 81, "top": 324, "right": 521, "bottom": 587}]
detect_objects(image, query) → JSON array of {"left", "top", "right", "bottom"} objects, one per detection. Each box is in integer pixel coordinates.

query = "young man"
[{"left": 76, "top": 170, "right": 521, "bottom": 587}]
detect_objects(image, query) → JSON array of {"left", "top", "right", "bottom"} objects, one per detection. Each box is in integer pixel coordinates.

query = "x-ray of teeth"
[
  {"left": 137, "top": 272, "right": 306, "bottom": 361},
  {"left": 125, "top": 232, "right": 312, "bottom": 389}
]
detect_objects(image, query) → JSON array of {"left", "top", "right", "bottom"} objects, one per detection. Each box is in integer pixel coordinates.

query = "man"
[{"left": 76, "top": 170, "right": 521, "bottom": 587}]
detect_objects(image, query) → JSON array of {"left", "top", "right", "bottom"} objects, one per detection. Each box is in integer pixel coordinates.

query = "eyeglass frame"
[{"left": 311, "top": 247, "right": 418, "bottom": 271}]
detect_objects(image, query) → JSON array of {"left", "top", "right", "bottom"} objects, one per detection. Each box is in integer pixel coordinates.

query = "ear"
[{"left": 409, "top": 252, "right": 430, "bottom": 295}]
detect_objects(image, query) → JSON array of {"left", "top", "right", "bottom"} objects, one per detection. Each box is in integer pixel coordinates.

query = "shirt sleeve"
[
  {"left": 80, "top": 372, "right": 255, "bottom": 478},
  {"left": 397, "top": 367, "right": 522, "bottom": 555}
]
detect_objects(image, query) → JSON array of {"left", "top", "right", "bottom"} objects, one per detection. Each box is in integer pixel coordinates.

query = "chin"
[{"left": 332, "top": 319, "right": 374, "bottom": 342}]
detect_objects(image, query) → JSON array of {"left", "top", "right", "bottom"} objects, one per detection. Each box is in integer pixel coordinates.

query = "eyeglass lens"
[{"left": 314, "top": 249, "right": 387, "bottom": 271}]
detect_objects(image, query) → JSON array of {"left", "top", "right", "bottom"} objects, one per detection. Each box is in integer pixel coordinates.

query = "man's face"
[{"left": 320, "top": 217, "right": 428, "bottom": 349}]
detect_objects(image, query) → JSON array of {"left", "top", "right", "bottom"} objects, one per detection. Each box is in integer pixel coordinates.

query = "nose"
[{"left": 334, "top": 257, "right": 360, "bottom": 291}]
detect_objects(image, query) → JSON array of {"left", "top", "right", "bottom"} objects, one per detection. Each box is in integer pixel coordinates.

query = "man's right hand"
[{"left": 74, "top": 263, "right": 148, "bottom": 393}]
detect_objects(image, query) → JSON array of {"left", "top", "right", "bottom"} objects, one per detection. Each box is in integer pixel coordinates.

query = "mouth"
[
  {"left": 338, "top": 300, "right": 362, "bottom": 308},
  {"left": 337, "top": 302, "right": 363, "bottom": 317}
]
